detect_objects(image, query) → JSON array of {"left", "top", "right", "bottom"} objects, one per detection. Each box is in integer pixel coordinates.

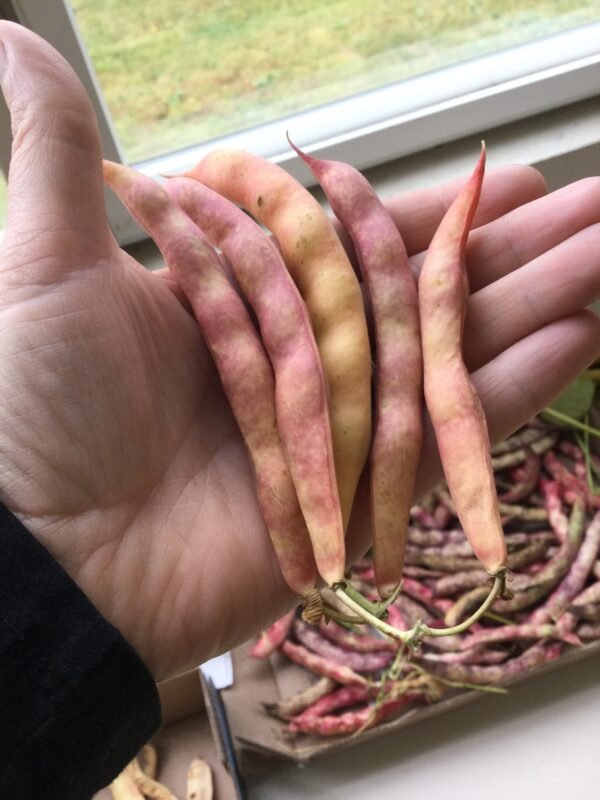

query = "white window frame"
[{"left": 2, "top": 0, "right": 600, "bottom": 244}]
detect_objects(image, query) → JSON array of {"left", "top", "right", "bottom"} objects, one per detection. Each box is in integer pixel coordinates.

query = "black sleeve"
[{"left": 0, "top": 502, "right": 162, "bottom": 799}]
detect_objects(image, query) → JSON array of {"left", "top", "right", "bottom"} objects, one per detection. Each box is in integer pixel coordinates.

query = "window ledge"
[{"left": 127, "top": 93, "right": 600, "bottom": 270}]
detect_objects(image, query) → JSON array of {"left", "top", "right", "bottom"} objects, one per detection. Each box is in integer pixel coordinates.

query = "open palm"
[{"left": 0, "top": 22, "right": 598, "bottom": 681}]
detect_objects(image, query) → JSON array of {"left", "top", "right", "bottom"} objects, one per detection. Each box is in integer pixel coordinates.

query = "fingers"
[
  {"left": 464, "top": 222, "right": 600, "bottom": 371},
  {"left": 472, "top": 309, "right": 600, "bottom": 440},
  {"left": 415, "top": 310, "right": 600, "bottom": 499},
  {"left": 0, "top": 21, "right": 112, "bottom": 262},
  {"left": 384, "top": 163, "right": 547, "bottom": 256},
  {"left": 346, "top": 310, "right": 600, "bottom": 559},
  {"left": 466, "top": 176, "right": 600, "bottom": 292}
]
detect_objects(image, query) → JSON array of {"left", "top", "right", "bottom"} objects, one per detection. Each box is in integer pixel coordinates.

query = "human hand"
[{"left": 0, "top": 22, "right": 598, "bottom": 681}]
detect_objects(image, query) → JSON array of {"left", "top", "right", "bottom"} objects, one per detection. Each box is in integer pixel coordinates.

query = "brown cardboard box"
[
  {"left": 219, "top": 638, "right": 600, "bottom": 764},
  {"left": 95, "top": 669, "right": 243, "bottom": 799},
  {"left": 94, "top": 637, "right": 600, "bottom": 795}
]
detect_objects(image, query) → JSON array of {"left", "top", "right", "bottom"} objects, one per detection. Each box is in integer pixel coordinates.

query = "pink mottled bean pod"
[
  {"left": 293, "top": 619, "right": 393, "bottom": 672},
  {"left": 291, "top": 684, "right": 371, "bottom": 724},
  {"left": 418, "top": 148, "right": 507, "bottom": 576},
  {"left": 164, "top": 176, "right": 342, "bottom": 586},
  {"left": 250, "top": 610, "right": 296, "bottom": 658},
  {"left": 288, "top": 136, "right": 423, "bottom": 597},
  {"left": 281, "top": 640, "right": 368, "bottom": 686},
  {"left": 529, "top": 508, "right": 600, "bottom": 623},
  {"left": 288, "top": 692, "right": 424, "bottom": 736},
  {"left": 102, "top": 161, "right": 316, "bottom": 595},
  {"left": 423, "top": 642, "right": 563, "bottom": 685},
  {"left": 187, "top": 148, "right": 372, "bottom": 545}
]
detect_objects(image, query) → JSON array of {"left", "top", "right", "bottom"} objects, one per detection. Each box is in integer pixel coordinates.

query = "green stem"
[
  {"left": 333, "top": 572, "right": 506, "bottom": 645},
  {"left": 543, "top": 407, "right": 600, "bottom": 438},
  {"left": 338, "top": 581, "right": 402, "bottom": 618},
  {"left": 582, "top": 369, "right": 600, "bottom": 381}
]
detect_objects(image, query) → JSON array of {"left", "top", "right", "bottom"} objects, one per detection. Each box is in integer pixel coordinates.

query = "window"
[
  {"left": 2, "top": 1, "right": 600, "bottom": 242},
  {"left": 69, "top": 1, "right": 600, "bottom": 165}
]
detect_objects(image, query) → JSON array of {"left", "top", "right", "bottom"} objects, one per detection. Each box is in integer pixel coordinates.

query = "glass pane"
[{"left": 70, "top": 1, "right": 600, "bottom": 163}]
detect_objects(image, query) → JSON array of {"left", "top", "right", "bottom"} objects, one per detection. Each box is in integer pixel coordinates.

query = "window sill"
[{"left": 126, "top": 93, "right": 600, "bottom": 270}]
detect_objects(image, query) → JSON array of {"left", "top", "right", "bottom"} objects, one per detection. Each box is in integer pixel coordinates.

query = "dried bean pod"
[
  {"left": 423, "top": 642, "right": 563, "bottom": 685},
  {"left": 251, "top": 610, "right": 296, "bottom": 658},
  {"left": 495, "top": 499, "right": 587, "bottom": 611},
  {"left": 491, "top": 427, "right": 550, "bottom": 456},
  {"left": 498, "top": 502, "right": 548, "bottom": 522},
  {"left": 444, "top": 586, "right": 490, "bottom": 627},
  {"left": 577, "top": 623, "right": 600, "bottom": 640},
  {"left": 281, "top": 640, "right": 368, "bottom": 686},
  {"left": 418, "top": 146, "right": 506, "bottom": 575},
  {"left": 541, "top": 481, "right": 569, "bottom": 543},
  {"left": 407, "top": 527, "right": 466, "bottom": 546},
  {"left": 293, "top": 619, "right": 393, "bottom": 672},
  {"left": 265, "top": 677, "right": 336, "bottom": 720},
  {"left": 530, "top": 509, "right": 600, "bottom": 623},
  {"left": 417, "top": 647, "right": 509, "bottom": 665},
  {"left": 102, "top": 162, "right": 316, "bottom": 595},
  {"left": 186, "top": 759, "right": 213, "bottom": 800},
  {"left": 289, "top": 138, "right": 422, "bottom": 595},
  {"left": 291, "top": 684, "right": 371, "bottom": 723},
  {"left": 110, "top": 771, "right": 145, "bottom": 800},
  {"left": 409, "top": 506, "right": 438, "bottom": 529},
  {"left": 319, "top": 620, "right": 397, "bottom": 653},
  {"left": 188, "top": 149, "right": 372, "bottom": 539},
  {"left": 569, "top": 604, "right": 600, "bottom": 622},
  {"left": 288, "top": 692, "right": 424, "bottom": 735},
  {"left": 165, "top": 177, "right": 341, "bottom": 584},
  {"left": 459, "top": 622, "right": 580, "bottom": 650},
  {"left": 404, "top": 551, "right": 482, "bottom": 572},
  {"left": 569, "top": 581, "right": 600, "bottom": 608},
  {"left": 139, "top": 745, "right": 157, "bottom": 780},
  {"left": 498, "top": 448, "right": 540, "bottom": 503},
  {"left": 126, "top": 759, "right": 177, "bottom": 800},
  {"left": 432, "top": 569, "right": 489, "bottom": 597},
  {"left": 491, "top": 433, "right": 559, "bottom": 470}
]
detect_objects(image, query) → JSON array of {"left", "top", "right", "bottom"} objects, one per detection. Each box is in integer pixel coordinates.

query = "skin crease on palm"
[{"left": 0, "top": 22, "right": 598, "bottom": 683}]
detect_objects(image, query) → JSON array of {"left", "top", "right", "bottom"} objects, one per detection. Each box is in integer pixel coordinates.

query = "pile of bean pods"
[{"left": 253, "top": 419, "right": 600, "bottom": 737}]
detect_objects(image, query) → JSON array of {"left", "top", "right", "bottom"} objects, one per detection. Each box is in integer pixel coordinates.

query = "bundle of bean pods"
[
  {"left": 103, "top": 139, "right": 518, "bottom": 640},
  {"left": 251, "top": 419, "right": 600, "bottom": 737}
]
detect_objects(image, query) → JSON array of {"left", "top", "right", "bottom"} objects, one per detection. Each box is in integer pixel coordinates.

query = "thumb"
[{"left": 0, "top": 21, "right": 112, "bottom": 262}]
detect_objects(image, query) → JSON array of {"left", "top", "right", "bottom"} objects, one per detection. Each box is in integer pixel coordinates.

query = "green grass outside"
[
  {"left": 70, "top": 0, "right": 600, "bottom": 162},
  {"left": 0, "top": 1, "right": 597, "bottom": 228}
]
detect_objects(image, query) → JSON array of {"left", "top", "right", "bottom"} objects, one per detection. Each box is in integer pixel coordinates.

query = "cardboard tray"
[{"left": 218, "top": 638, "right": 600, "bottom": 764}]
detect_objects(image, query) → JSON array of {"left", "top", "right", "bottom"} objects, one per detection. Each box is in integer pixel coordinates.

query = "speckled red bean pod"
[
  {"left": 541, "top": 480, "right": 569, "bottom": 543},
  {"left": 293, "top": 619, "right": 394, "bottom": 672},
  {"left": 102, "top": 161, "right": 316, "bottom": 595},
  {"left": 290, "top": 684, "right": 371, "bottom": 724},
  {"left": 498, "top": 448, "right": 540, "bottom": 504},
  {"left": 164, "top": 176, "right": 341, "bottom": 586},
  {"left": 288, "top": 692, "right": 424, "bottom": 735},
  {"left": 281, "top": 640, "right": 368, "bottom": 686},
  {"left": 529, "top": 509, "right": 600, "bottom": 623},
  {"left": 423, "top": 642, "right": 563, "bottom": 685},
  {"left": 459, "top": 622, "right": 581, "bottom": 651},
  {"left": 318, "top": 620, "right": 397, "bottom": 653},
  {"left": 289, "top": 137, "right": 423, "bottom": 596},
  {"left": 504, "top": 498, "right": 586, "bottom": 598},
  {"left": 264, "top": 677, "right": 336, "bottom": 720},
  {"left": 250, "top": 610, "right": 297, "bottom": 658}
]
